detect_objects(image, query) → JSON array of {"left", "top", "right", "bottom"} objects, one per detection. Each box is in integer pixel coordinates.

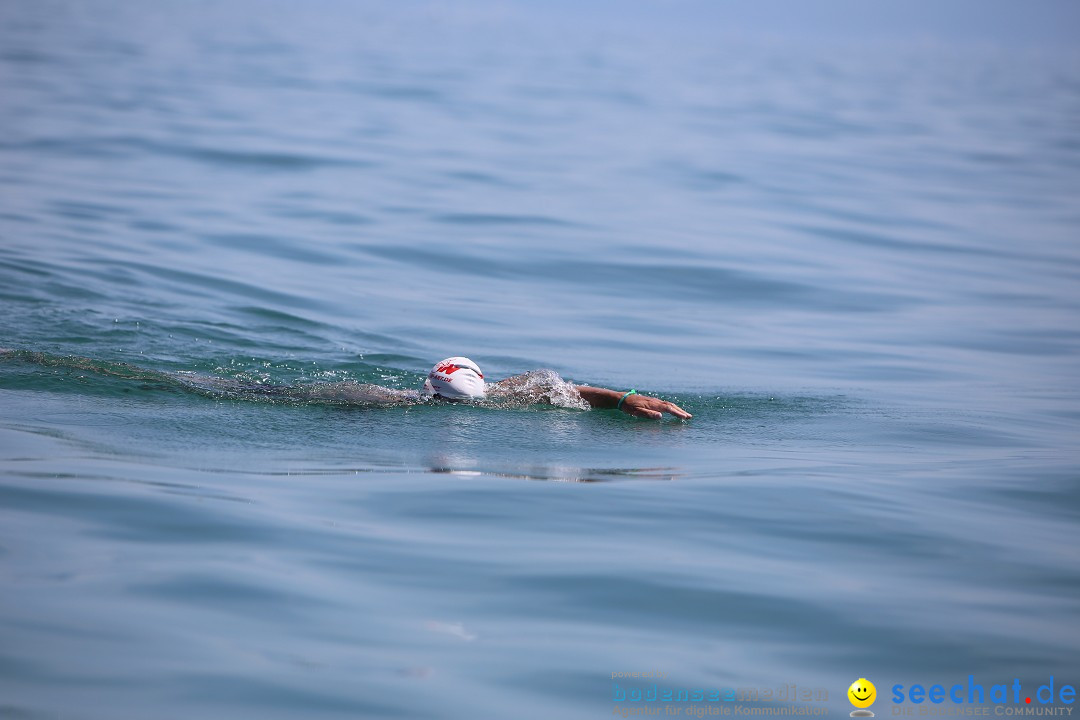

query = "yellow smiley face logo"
[{"left": 848, "top": 678, "right": 877, "bottom": 708}]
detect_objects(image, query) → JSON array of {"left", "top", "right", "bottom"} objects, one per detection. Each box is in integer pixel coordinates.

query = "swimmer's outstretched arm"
[
  {"left": 574, "top": 385, "right": 692, "bottom": 419},
  {"left": 487, "top": 370, "right": 690, "bottom": 419}
]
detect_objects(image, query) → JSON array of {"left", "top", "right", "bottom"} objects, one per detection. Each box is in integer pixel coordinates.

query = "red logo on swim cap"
[{"left": 433, "top": 362, "right": 482, "bottom": 379}]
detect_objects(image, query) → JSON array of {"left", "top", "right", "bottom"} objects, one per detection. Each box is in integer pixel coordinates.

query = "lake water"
[{"left": 1, "top": 2, "right": 1078, "bottom": 718}]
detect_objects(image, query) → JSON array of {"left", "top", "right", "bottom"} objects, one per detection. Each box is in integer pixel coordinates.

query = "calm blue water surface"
[{"left": 1, "top": 2, "right": 1079, "bottom": 718}]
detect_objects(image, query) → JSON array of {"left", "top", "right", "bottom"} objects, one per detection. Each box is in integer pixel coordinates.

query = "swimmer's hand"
[
  {"left": 621, "top": 391, "right": 692, "bottom": 420},
  {"left": 574, "top": 386, "right": 692, "bottom": 420}
]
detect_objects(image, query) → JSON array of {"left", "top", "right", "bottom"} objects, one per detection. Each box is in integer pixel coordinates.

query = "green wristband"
[{"left": 616, "top": 389, "right": 637, "bottom": 410}]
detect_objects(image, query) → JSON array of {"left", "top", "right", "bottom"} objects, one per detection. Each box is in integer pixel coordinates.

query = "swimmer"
[
  {"left": 0, "top": 350, "right": 691, "bottom": 419},
  {"left": 421, "top": 357, "right": 691, "bottom": 419}
]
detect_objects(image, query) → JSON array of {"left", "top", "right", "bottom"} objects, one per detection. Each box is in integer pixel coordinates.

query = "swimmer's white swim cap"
[{"left": 422, "top": 357, "right": 486, "bottom": 400}]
